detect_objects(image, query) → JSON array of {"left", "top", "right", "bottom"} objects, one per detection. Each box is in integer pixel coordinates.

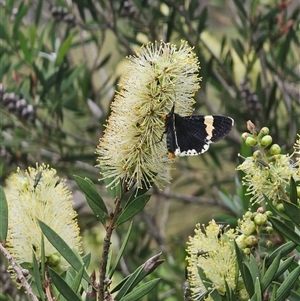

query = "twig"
[
  {"left": 0, "top": 243, "right": 39, "bottom": 301},
  {"left": 98, "top": 197, "right": 122, "bottom": 301}
]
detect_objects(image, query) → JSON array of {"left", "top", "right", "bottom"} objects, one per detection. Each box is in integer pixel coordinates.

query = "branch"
[
  {"left": 0, "top": 243, "right": 39, "bottom": 301},
  {"left": 98, "top": 196, "right": 122, "bottom": 301}
]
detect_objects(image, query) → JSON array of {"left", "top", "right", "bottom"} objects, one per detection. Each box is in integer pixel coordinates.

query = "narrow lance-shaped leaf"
[
  {"left": 261, "top": 252, "right": 281, "bottom": 292},
  {"left": 32, "top": 252, "right": 45, "bottom": 300},
  {"left": 48, "top": 268, "right": 82, "bottom": 301},
  {"left": 74, "top": 175, "right": 108, "bottom": 214},
  {"left": 38, "top": 220, "right": 90, "bottom": 284},
  {"left": 269, "top": 217, "right": 300, "bottom": 245},
  {"left": 116, "top": 194, "right": 150, "bottom": 226},
  {"left": 281, "top": 200, "right": 300, "bottom": 226},
  {"left": 119, "top": 278, "right": 161, "bottom": 301},
  {"left": 275, "top": 266, "right": 300, "bottom": 301}
]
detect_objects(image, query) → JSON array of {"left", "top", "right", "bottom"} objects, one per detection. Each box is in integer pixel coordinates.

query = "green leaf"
[
  {"left": 13, "top": 2, "right": 29, "bottom": 39},
  {"left": 197, "top": 7, "right": 207, "bottom": 34},
  {"left": 48, "top": 268, "right": 82, "bottom": 301},
  {"left": 275, "top": 265, "right": 300, "bottom": 301},
  {"left": 85, "top": 198, "right": 106, "bottom": 225},
  {"left": 19, "top": 31, "right": 31, "bottom": 63},
  {"left": 119, "top": 278, "right": 161, "bottom": 301},
  {"left": 231, "top": 39, "right": 244, "bottom": 63},
  {"left": 114, "top": 265, "right": 144, "bottom": 300},
  {"left": 55, "top": 34, "right": 74, "bottom": 66},
  {"left": 281, "top": 200, "right": 300, "bottom": 226},
  {"left": 70, "top": 266, "right": 84, "bottom": 293},
  {"left": 254, "top": 278, "right": 262, "bottom": 301},
  {"left": 108, "top": 221, "right": 133, "bottom": 279},
  {"left": 61, "top": 66, "right": 84, "bottom": 93},
  {"left": 269, "top": 217, "right": 300, "bottom": 245},
  {"left": 232, "top": 0, "right": 247, "bottom": 18},
  {"left": 273, "top": 256, "right": 294, "bottom": 280},
  {"left": 116, "top": 194, "right": 150, "bottom": 226},
  {"left": 32, "top": 252, "right": 45, "bottom": 300},
  {"left": 261, "top": 252, "right": 281, "bottom": 292},
  {"left": 266, "top": 241, "right": 297, "bottom": 266},
  {"left": 112, "top": 253, "right": 163, "bottom": 296},
  {"left": 38, "top": 220, "right": 90, "bottom": 284},
  {"left": 234, "top": 241, "right": 255, "bottom": 295},
  {"left": 34, "top": 0, "right": 43, "bottom": 25},
  {"left": 249, "top": 254, "right": 260, "bottom": 282},
  {"left": 74, "top": 175, "right": 108, "bottom": 214},
  {"left": 0, "top": 186, "right": 8, "bottom": 242}
]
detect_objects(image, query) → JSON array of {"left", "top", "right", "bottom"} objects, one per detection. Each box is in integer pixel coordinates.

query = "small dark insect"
[{"left": 33, "top": 171, "right": 42, "bottom": 189}]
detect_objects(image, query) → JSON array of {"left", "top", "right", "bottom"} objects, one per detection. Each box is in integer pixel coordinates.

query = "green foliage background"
[{"left": 0, "top": 0, "right": 299, "bottom": 300}]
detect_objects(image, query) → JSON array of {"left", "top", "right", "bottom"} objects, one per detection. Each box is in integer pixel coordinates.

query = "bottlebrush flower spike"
[{"left": 96, "top": 40, "right": 201, "bottom": 190}]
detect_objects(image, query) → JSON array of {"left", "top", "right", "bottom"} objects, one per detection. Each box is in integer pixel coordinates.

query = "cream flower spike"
[
  {"left": 96, "top": 40, "right": 201, "bottom": 190},
  {"left": 4, "top": 164, "right": 82, "bottom": 273}
]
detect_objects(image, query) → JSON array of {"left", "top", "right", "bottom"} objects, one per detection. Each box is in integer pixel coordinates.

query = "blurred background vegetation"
[{"left": 0, "top": 0, "right": 299, "bottom": 300}]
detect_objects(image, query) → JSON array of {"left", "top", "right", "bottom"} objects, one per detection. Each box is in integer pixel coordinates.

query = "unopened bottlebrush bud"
[
  {"left": 253, "top": 150, "right": 261, "bottom": 158},
  {"left": 265, "top": 211, "right": 273, "bottom": 217},
  {"left": 265, "top": 226, "right": 273, "bottom": 234},
  {"left": 242, "top": 132, "right": 249, "bottom": 140},
  {"left": 246, "top": 136, "right": 257, "bottom": 146},
  {"left": 297, "top": 187, "right": 300, "bottom": 197},
  {"left": 261, "top": 135, "right": 273, "bottom": 147},
  {"left": 236, "top": 234, "right": 248, "bottom": 249},
  {"left": 244, "top": 235, "right": 258, "bottom": 246},
  {"left": 266, "top": 240, "right": 273, "bottom": 248},
  {"left": 258, "top": 127, "right": 270, "bottom": 138},
  {"left": 276, "top": 203, "right": 285, "bottom": 211},
  {"left": 254, "top": 213, "right": 268, "bottom": 226},
  {"left": 238, "top": 288, "right": 249, "bottom": 301},
  {"left": 47, "top": 253, "right": 61, "bottom": 267},
  {"left": 269, "top": 144, "right": 281, "bottom": 155}
]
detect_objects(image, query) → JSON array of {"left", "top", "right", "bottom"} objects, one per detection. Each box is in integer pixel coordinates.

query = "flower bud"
[
  {"left": 238, "top": 288, "right": 249, "bottom": 300},
  {"left": 257, "top": 207, "right": 264, "bottom": 213},
  {"left": 254, "top": 213, "right": 268, "bottom": 226},
  {"left": 261, "top": 135, "right": 273, "bottom": 147},
  {"left": 258, "top": 127, "right": 269, "bottom": 138},
  {"left": 269, "top": 144, "right": 281, "bottom": 155},
  {"left": 266, "top": 240, "right": 273, "bottom": 248},
  {"left": 47, "top": 253, "right": 61, "bottom": 267},
  {"left": 242, "top": 132, "right": 249, "bottom": 140},
  {"left": 244, "top": 211, "right": 253, "bottom": 218},
  {"left": 276, "top": 203, "right": 284, "bottom": 212},
  {"left": 253, "top": 150, "right": 261, "bottom": 158},
  {"left": 236, "top": 234, "right": 248, "bottom": 249},
  {"left": 244, "top": 235, "right": 258, "bottom": 246},
  {"left": 265, "top": 226, "right": 273, "bottom": 234},
  {"left": 246, "top": 136, "right": 257, "bottom": 146},
  {"left": 265, "top": 211, "right": 273, "bottom": 217},
  {"left": 297, "top": 186, "right": 300, "bottom": 197}
]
